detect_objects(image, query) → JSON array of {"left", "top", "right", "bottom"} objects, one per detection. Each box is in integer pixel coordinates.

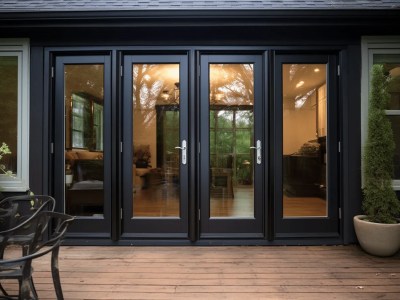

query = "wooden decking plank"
[
  {"left": 30, "top": 271, "right": 400, "bottom": 279},
  {"left": 1, "top": 245, "right": 399, "bottom": 299}
]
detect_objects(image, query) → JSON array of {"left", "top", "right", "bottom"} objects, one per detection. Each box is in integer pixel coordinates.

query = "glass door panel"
[
  {"left": 282, "top": 63, "right": 327, "bottom": 217},
  {"left": 132, "top": 63, "right": 180, "bottom": 218},
  {"left": 200, "top": 55, "right": 263, "bottom": 238},
  {"left": 209, "top": 64, "right": 255, "bottom": 218},
  {"left": 121, "top": 55, "right": 188, "bottom": 238},
  {"left": 64, "top": 64, "right": 105, "bottom": 217}
]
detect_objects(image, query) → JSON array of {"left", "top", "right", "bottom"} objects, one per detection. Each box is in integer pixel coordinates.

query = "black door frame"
[
  {"left": 47, "top": 46, "right": 344, "bottom": 245},
  {"left": 52, "top": 53, "right": 113, "bottom": 238},
  {"left": 273, "top": 52, "right": 340, "bottom": 239},
  {"left": 120, "top": 53, "right": 190, "bottom": 239},
  {"left": 198, "top": 53, "right": 265, "bottom": 239}
]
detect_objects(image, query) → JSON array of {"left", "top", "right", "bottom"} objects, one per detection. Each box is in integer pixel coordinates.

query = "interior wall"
[
  {"left": 133, "top": 108, "right": 157, "bottom": 167},
  {"left": 283, "top": 93, "right": 317, "bottom": 155}
]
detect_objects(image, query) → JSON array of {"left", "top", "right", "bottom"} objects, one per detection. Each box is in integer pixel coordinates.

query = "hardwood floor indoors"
[{"left": 133, "top": 185, "right": 326, "bottom": 217}]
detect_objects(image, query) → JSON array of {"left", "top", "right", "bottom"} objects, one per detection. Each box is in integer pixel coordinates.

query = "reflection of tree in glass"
[
  {"left": 210, "top": 64, "right": 254, "bottom": 105},
  {"left": 64, "top": 65, "right": 104, "bottom": 101},
  {"left": 133, "top": 64, "right": 179, "bottom": 129}
]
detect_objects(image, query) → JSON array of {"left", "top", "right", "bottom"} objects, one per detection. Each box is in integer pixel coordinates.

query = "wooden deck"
[{"left": 2, "top": 245, "right": 400, "bottom": 299}]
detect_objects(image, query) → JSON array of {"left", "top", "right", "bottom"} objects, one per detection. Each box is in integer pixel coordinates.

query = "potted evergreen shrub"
[{"left": 354, "top": 64, "right": 400, "bottom": 257}]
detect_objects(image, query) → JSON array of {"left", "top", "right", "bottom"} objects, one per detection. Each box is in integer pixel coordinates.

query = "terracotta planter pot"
[{"left": 354, "top": 215, "right": 400, "bottom": 257}]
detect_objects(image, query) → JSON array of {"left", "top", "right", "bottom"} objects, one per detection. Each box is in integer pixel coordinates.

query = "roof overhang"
[{"left": 0, "top": 9, "right": 399, "bottom": 29}]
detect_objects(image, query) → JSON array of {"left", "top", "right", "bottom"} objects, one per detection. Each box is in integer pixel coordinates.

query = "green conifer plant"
[{"left": 363, "top": 64, "right": 400, "bottom": 224}]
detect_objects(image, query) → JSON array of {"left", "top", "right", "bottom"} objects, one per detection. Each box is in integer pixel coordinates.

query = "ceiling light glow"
[{"left": 296, "top": 81, "right": 305, "bottom": 88}]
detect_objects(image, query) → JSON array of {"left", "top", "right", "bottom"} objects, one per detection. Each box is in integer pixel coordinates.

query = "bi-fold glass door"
[
  {"left": 52, "top": 50, "right": 340, "bottom": 242},
  {"left": 120, "top": 54, "right": 189, "bottom": 238},
  {"left": 198, "top": 54, "right": 265, "bottom": 238},
  {"left": 273, "top": 54, "right": 340, "bottom": 238},
  {"left": 53, "top": 55, "right": 112, "bottom": 236}
]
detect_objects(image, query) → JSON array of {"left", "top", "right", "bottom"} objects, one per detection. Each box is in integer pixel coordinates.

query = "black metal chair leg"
[
  {"left": 19, "top": 277, "right": 32, "bottom": 300},
  {"left": 28, "top": 277, "right": 38, "bottom": 300},
  {"left": 51, "top": 247, "right": 64, "bottom": 300},
  {"left": 0, "top": 282, "right": 9, "bottom": 297}
]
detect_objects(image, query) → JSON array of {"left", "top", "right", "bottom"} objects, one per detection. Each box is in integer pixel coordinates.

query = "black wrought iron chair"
[
  {"left": 0, "top": 195, "right": 56, "bottom": 262},
  {"left": 0, "top": 211, "right": 74, "bottom": 300},
  {"left": 0, "top": 195, "right": 56, "bottom": 233}
]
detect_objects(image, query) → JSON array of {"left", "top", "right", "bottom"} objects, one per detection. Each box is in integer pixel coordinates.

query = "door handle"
[
  {"left": 175, "top": 140, "right": 187, "bottom": 165},
  {"left": 250, "top": 140, "right": 262, "bottom": 165}
]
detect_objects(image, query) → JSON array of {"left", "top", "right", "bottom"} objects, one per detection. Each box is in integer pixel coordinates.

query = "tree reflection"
[
  {"left": 133, "top": 64, "right": 179, "bottom": 129},
  {"left": 210, "top": 64, "right": 254, "bottom": 105}
]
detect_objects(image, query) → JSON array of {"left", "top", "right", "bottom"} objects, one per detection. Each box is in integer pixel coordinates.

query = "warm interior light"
[
  {"left": 314, "top": 68, "right": 320, "bottom": 73},
  {"left": 161, "top": 90, "right": 169, "bottom": 100},
  {"left": 390, "top": 67, "right": 400, "bottom": 78},
  {"left": 296, "top": 81, "right": 305, "bottom": 88}
]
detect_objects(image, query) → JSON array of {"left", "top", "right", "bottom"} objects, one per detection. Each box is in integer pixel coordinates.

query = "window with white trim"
[
  {"left": 0, "top": 39, "right": 29, "bottom": 192},
  {"left": 362, "top": 37, "right": 400, "bottom": 190}
]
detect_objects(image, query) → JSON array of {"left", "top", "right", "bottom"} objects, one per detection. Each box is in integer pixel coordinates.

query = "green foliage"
[
  {"left": 0, "top": 142, "right": 12, "bottom": 176},
  {"left": 363, "top": 65, "right": 400, "bottom": 224}
]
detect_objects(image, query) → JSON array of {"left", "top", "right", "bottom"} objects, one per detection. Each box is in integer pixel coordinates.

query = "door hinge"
[
  {"left": 338, "top": 141, "right": 341, "bottom": 153},
  {"left": 50, "top": 142, "right": 54, "bottom": 154},
  {"left": 120, "top": 65, "right": 123, "bottom": 77},
  {"left": 198, "top": 209, "right": 200, "bottom": 221},
  {"left": 120, "top": 142, "right": 123, "bottom": 153},
  {"left": 121, "top": 208, "right": 123, "bottom": 219},
  {"left": 339, "top": 208, "right": 342, "bottom": 219},
  {"left": 337, "top": 65, "right": 340, "bottom": 76},
  {"left": 51, "top": 66, "right": 54, "bottom": 78}
]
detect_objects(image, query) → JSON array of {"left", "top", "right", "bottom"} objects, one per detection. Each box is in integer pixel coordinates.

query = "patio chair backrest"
[{"left": 0, "top": 195, "right": 56, "bottom": 232}]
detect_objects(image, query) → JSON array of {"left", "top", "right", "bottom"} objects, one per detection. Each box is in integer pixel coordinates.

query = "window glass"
[
  {"left": 0, "top": 40, "right": 29, "bottom": 191},
  {"left": 0, "top": 56, "right": 18, "bottom": 175}
]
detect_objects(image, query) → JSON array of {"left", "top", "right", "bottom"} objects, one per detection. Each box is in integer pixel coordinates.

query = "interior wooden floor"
[
  {"left": 133, "top": 185, "right": 326, "bottom": 217},
  {"left": 2, "top": 245, "right": 399, "bottom": 299}
]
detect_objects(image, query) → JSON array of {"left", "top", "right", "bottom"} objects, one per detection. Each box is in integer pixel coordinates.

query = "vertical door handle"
[
  {"left": 175, "top": 140, "right": 187, "bottom": 165},
  {"left": 250, "top": 140, "right": 262, "bottom": 165}
]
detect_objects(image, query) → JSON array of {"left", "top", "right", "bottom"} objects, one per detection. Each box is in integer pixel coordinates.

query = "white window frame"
[
  {"left": 0, "top": 39, "right": 30, "bottom": 192},
  {"left": 361, "top": 36, "right": 400, "bottom": 190}
]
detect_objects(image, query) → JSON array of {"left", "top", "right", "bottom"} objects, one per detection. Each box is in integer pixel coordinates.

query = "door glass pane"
[
  {"left": 282, "top": 64, "right": 327, "bottom": 217},
  {"left": 209, "top": 64, "right": 254, "bottom": 218},
  {"left": 64, "top": 64, "right": 104, "bottom": 217},
  {"left": 132, "top": 64, "right": 180, "bottom": 217},
  {"left": 373, "top": 54, "right": 400, "bottom": 179},
  {"left": 0, "top": 56, "right": 18, "bottom": 175}
]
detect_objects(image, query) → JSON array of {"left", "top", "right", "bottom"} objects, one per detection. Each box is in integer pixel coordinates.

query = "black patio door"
[
  {"left": 273, "top": 53, "right": 340, "bottom": 238},
  {"left": 53, "top": 54, "right": 112, "bottom": 237},
  {"left": 120, "top": 54, "right": 189, "bottom": 238},
  {"left": 199, "top": 54, "right": 265, "bottom": 238},
  {"left": 52, "top": 50, "right": 340, "bottom": 243}
]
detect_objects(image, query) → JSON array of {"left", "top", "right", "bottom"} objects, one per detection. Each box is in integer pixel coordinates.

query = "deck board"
[{"left": 1, "top": 245, "right": 399, "bottom": 299}]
